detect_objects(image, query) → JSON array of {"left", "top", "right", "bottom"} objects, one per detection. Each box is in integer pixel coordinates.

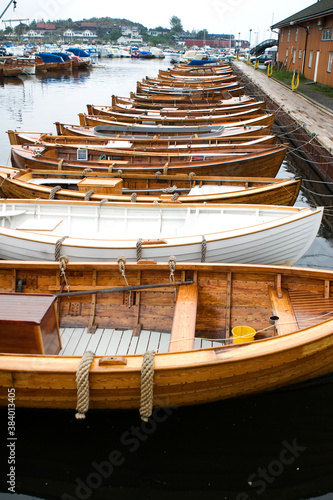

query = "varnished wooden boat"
[
  {"left": 104, "top": 99, "right": 266, "bottom": 117},
  {"left": 7, "top": 130, "right": 277, "bottom": 148},
  {"left": 79, "top": 112, "right": 275, "bottom": 130},
  {"left": 0, "top": 166, "right": 301, "bottom": 206},
  {"left": 83, "top": 106, "right": 267, "bottom": 126},
  {"left": 1, "top": 260, "right": 333, "bottom": 412},
  {"left": 10, "top": 143, "right": 287, "bottom": 177},
  {"left": 129, "top": 85, "right": 245, "bottom": 103},
  {"left": 111, "top": 94, "right": 258, "bottom": 110},
  {"left": 141, "top": 74, "right": 239, "bottom": 87},
  {"left": 55, "top": 122, "right": 271, "bottom": 139},
  {"left": 136, "top": 80, "right": 243, "bottom": 96},
  {"left": 0, "top": 200, "right": 322, "bottom": 263}
]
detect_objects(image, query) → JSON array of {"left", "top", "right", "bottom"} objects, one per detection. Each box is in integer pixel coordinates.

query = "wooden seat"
[
  {"left": 268, "top": 286, "right": 298, "bottom": 335},
  {"left": 169, "top": 283, "right": 198, "bottom": 352}
]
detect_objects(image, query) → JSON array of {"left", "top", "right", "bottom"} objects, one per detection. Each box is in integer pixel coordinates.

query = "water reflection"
[{"left": 0, "top": 380, "right": 332, "bottom": 500}]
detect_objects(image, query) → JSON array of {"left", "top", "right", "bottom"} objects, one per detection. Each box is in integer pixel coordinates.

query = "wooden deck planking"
[
  {"left": 59, "top": 328, "right": 223, "bottom": 356},
  {"left": 233, "top": 60, "right": 333, "bottom": 153}
]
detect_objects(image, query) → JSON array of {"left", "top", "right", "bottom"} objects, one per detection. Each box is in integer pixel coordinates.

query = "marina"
[{"left": 1, "top": 8, "right": 333, "bottom": 499}]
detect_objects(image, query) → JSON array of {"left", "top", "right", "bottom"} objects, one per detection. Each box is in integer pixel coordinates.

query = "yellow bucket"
[{"left": 232, "top": 325, "right": 256, "bottom": 344}]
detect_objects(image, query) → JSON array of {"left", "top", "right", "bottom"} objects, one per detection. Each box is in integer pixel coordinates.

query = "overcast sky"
[{"left": 4, "top": 0, "right": 315, "bottom": 43}]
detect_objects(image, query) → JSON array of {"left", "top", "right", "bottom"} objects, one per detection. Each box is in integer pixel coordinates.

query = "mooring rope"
[
  {"left": 201, "top": 235, "right": 207, "bottom": 262},
  {"left": 136, "top": 238, "right": 142, "bottom": 262},
  {"left": 49, "top": 185, "right": 61, "bottom": 199},
  {"left": 75, "top": 351, "right": 96, "bottom": 420},
  {"left": 139, "top": 350, "right": 156, "bottom": 422},
  {"left": 55, "top": 235, "right": 68, "bottom": 261},
  {"left": 131, "top": 192, "right": 137, "bottom": 203},
  {"left": 84, "top": 189, "right": 94, "bottom": 201}
]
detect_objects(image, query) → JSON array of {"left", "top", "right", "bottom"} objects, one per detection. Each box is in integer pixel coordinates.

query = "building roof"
[
  {"left": 36, "top": 23, "right": 56, "bottom": 30},
  {"left": 272, "top": 0, "right": 333, "bottom": 28},
  {"left": 80, "top": 22, "right": 97, "bottom": 28}
]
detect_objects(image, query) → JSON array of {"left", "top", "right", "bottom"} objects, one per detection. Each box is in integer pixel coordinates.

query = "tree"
[
  {"left": 196, "top": 29, "right": 209, "bottom": 40},
  {"left": 109, "top": 28, "right": 121, "bottom": 41},
  {"left": 170, "top": 15, "right": 183, "bottom": 33}
]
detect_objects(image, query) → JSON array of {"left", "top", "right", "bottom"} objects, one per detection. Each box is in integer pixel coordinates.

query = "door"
[{"left": 314, "top": 50, "right": 320, "bottom": 82}]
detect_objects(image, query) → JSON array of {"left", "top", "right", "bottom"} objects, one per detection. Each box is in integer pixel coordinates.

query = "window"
[
  {"left": 309, "top": 50, "right": 313, "bottom": 68},
  {"left": 293, "top": 50, "right": 296, "bottom": 64},
  {"left": 328, "top": 52, "right": 333, "bottom": 73},
  {"left": 280, "top": 29, "right": 283, "bottom": 42},
  {"left": 322, "top": 29, "right": 332, "bottom": 41},
  {"left": 298, "top": 49, "right": 302, "bottom": 59},
  {"left": 295, "top": 27, "right": 298, "bottom": 42},
  {"left": 287, "top": 29, "right": 290, "bottom": 42}
]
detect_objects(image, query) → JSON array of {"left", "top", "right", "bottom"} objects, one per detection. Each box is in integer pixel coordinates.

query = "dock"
[{"left": 232, "top": 61, "right": 333, "bottom": 194}]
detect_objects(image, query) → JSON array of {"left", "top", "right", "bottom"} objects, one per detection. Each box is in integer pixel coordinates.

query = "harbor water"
[{"left": 0, "top": 57, "right": 333, "bottom": 500}]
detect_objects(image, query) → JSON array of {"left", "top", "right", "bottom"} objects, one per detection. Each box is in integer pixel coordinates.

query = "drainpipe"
[{"left": 301, "top": 25, "right": 309, "bottom": 75}]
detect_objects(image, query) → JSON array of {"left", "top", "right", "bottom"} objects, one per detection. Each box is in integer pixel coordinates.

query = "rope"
[
  {"left": 136, "top": 238, "right": 142, "bottom": 261},
  {"left": 118, "top": 256, "right": 132, "bottom": 305},
  {"left": 117, "top": 170, "right": 123, "bottom": 177},
  {"left": 75, "top": 351, "right": 96, "bottom": 420},
  {"left": 201, "top": 235, "right": 207, "bottom": 262},
  {"left": 131, "top": 192, "right": 137, "bottom": 203},
  {"left": 55, "top": 235, "right": 68, "bottom": 261},
  {"left": 161, "top": 185, "right": 178, "bottom": 194},
  {"left": 188, "top": 172, "right": 196, "bottom": 180},
  {"left": 59, "top": 256, "right": 70, "bottom": 292},
  {"left": 82, "top": 168, "right": 93, "bottom": 175},
  {"left": 84, "top": 189, "right": 94, "bottom": 201},
  {"left": 57, "top": 159, "right": 64, "bottom": 169},
  {"left": 139, "top": 351, "right": 155, "bottom": 422},
  {"left": 163, "top": 163, "right": 169, "bottom": 175},
  {"left": 171, "top": 192, "right": 179, "bottom": 201},
  {"left": 169, "top": 255, "right": 176, "bottom": 283},
  {"left": 49, "top": 186, "right": 61, "bottom": 199},
  {"left": 155, "top": 171, "right": 161, "bottom": 179}
]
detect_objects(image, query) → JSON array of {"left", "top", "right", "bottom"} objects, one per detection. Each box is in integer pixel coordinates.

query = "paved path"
[{"left": 233, "top": 61, "right": 333, "bottom": 155}]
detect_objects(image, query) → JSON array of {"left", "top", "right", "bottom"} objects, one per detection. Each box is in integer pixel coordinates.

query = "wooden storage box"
[
  {"left": 0, "top": 293, "right": 61, "bottom": 355},
  {"left": 77, "top": 177, "right": 123, "bottom": 196}
]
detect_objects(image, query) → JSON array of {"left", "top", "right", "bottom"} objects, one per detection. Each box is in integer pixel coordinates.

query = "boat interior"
[{"left": 1, "top": 262, "right": 333, "bottom": 357}]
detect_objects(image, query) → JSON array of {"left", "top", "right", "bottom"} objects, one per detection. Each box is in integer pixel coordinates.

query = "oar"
[{"left": 56, "top": 280, "right": 193, "bottom": 297}]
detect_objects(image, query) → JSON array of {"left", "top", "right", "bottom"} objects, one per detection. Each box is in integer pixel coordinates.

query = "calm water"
[{"left": 0, "top": 57, "right": 333, "bottom": 500}]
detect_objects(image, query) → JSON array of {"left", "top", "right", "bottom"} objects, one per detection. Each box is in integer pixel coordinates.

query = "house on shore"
[{"left": 272, "top": 0, "right": 333, "bottom": 86}]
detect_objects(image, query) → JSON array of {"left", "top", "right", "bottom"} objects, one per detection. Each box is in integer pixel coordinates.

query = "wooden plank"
[
  {"left": 95, "top": 329, "right": 114, "bottom": 356},
  {"left": 135, "top": 330, "right": 151, "bottom": 354},
  {"left": 116, "top": 330, "right": 133, "bottom": 355},
  {"left": 59, "top": 328, "right": 74, "bottom": 355},
  {"left": 127, "top": 335, "right": 139, "bottom": 354},
  {"left": 147, "top": 331, "right": 161, "bottom": 352},
  {"left": 85, "top": 328, "right": 105, "bottom": 353},
  {"left": 225, "top": 272, "right": 232, "bottom": 339},
  {"left": 194, "top": 338, "right": 202, "bottom": 349},
  {"left": 72, "top": 328, "right": 91, "bottom": 356},
  {"left": 169, "top": 284, "right": 198, "bottom": 352},
  {"left": 268, "top": 286, "right": 298, "bottom": 335},
  {"left": 157, "top": 332, "right": 170, "bottom": 353},
  {"left": 61, "top": 328, "right": 85, "bottom": 355},
  {"left": 106, "top": 330, "right": 122, "bottom": 355}
]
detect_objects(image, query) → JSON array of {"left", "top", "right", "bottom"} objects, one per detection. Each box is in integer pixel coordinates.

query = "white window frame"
[
  {"left": 287, "top": 29, "right": 290, "bottom": 42},
  {"left": 328, "top": 52, "right": 333, "bottom": 73},
  {"left": 322, "top": 29, "right": 332, "bottom": 41},
  {"left": 295, "top": 27, "right": 298, "bottom": 42},
  {"left": 308, "top": 50, "right": 313, "bottom": 68},
  {"left": 293, "top": 50, "right": 296, "bottom": 64},
  {"left": 298, "top": 49, "right": 302, "bottom": 59}
]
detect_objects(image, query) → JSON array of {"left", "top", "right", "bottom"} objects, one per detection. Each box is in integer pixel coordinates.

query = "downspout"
[{"left": 301, "top": 25, "right": 309, "bottom": 75}]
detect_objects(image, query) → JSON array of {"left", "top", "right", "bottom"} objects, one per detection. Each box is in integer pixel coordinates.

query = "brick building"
[{"left": 272, "top": 0, "right": 333, "bottom": 86}]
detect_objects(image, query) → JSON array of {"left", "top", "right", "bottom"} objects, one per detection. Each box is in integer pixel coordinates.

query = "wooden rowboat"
[
  {"left": 7, "top": 130, "right": 277, "bottom": 148},
  {"left": 82, "top": 107, "right": 267, "bottom": 126},
  {"left": 0, "top": 200, "right": 322, "bottom": 264},
  {"left": 78, "top": 113, "right": 275, "bottom": 131},
  {"left": 111, "top": 94, "right": 258, "bottom": 110},
  {"left": 0, "top": 167, "right": 301, "bottom": 206},
  {"left": 10, "top": 143, "right": 287, "bottom": 178},
  {"left": 54, "top": 122, "right": 272, "bottom": 139},
  {"left": 1, "top": 260, "right": 333, "bottom": 413}
]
